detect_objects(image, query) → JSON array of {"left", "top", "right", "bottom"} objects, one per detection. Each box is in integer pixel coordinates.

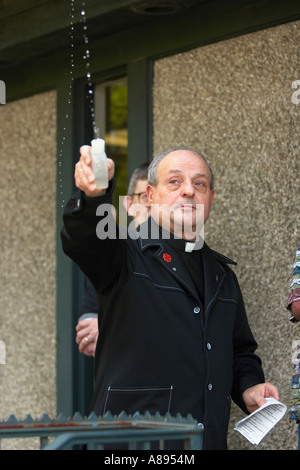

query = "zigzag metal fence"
[{"left": 0, "top": 411, "right": 204, "bottom": 450}]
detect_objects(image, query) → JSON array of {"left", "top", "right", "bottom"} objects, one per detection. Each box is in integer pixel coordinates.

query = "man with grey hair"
[
  {"left": 61, "top": 145, "right": 279, "bottom": 450},
  {"left": 147, "top": 146, "right": 214, "bottom": 189}
]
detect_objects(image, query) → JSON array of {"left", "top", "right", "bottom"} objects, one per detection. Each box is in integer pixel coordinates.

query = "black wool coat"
[{"left": 61, "top": 183, "right": 265, "bottom": 450}]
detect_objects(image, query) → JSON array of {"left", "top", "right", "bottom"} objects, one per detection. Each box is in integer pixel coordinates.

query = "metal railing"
[{"left": 0, "top": 411, "right": 203, "bottom": 450}]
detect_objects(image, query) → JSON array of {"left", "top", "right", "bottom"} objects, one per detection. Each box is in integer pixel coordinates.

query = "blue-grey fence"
[{"left": 0, "top": 411, "right": 203, "bottom": 450}]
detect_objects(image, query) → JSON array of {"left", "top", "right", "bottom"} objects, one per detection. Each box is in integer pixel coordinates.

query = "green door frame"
[{"left": 56, "top": 58, "right": 153, "bottom": 416}]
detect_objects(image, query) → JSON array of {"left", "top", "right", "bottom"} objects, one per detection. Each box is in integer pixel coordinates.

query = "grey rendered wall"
[{"left": 0, "top": 90, "right": 57, "bottom": 449}]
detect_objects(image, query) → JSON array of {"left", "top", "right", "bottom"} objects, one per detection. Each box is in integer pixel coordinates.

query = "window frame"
[{"left": 56, "top": 60, "right": 152, "bottom": 416}]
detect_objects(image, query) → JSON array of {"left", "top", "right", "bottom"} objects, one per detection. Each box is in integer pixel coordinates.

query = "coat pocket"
[{"left": 103, "top": 385, "right": 174, "bottom": 416}]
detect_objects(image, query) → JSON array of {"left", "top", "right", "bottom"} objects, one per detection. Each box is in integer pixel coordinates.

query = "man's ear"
[
  {"left": 146, "top": 184, "right": 154, "bottom": 205},
  {"left": 123, "top": 195, "right": 134, "bottom": 216}
]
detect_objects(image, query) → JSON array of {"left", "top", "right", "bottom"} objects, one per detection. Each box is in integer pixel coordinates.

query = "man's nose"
[{"left": 181, "top": 180, "right": 195, "bottom": 197}]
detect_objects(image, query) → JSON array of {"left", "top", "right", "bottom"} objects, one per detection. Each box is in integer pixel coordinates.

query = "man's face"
[
  {"left": 132, "top": 179, "right": 149, "bottom": 207},
  {"left": 124, "top": 179, "right": 151, "bottom": 227},
  {"left": 146, "top": 150, "right": 215, "bottom": 240}
]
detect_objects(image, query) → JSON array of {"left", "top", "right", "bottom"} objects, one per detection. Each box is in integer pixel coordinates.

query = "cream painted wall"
[
  {"left": 0, "top": 90, "right": 57, "bottom": 449},
  {"left": 153, "top": 21, "right": 300, "bottom": 450}
]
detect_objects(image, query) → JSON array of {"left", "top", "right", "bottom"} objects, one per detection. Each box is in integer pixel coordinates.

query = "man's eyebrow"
[
  {"left": 166, "top": 169, "right": 209, "bottom": 179},
  {"left": 166, "top": 169, "right": 183, "bottom": 176}
]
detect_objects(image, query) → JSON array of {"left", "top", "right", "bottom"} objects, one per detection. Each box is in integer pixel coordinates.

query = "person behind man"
[
  {"left": 288, "top": 242, "right": 300, "bottom": 322},
  {"left": 61, "top": 145, "right": 279, "bottom": 450},
  {"left": 287, "top": 241, "right": 300, "bottom": 448},
  {"left": 75, "top": 162, "right": 150, "bottom": 357}
]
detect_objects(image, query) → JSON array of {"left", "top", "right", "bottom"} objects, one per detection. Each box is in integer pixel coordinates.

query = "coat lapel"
[
  {"left": 155, "top": 242, "right": 201, "bottom": 301},
  {"left": 138, "top": 219, "right": 201, "bottom": 301},
  {"left": 201, "top": 243, "right": 236, "bottom": 317},
  {"left": 138, "top": 218, "right": 236, "bottom": 314}
]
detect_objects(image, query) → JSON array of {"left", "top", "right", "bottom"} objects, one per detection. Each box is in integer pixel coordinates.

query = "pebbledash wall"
[
  {"left": 0, "top": 91, "right": 57, "bottom": 449},
  {"left": 153, "top": 21, "right": 300, "bottom": 450}
]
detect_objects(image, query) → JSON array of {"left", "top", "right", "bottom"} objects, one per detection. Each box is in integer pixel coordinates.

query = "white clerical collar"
[
  {"left": 185, "top": 241, "right": 196, "bottom": 252},
  {"left": 185, "top": 237, "right": 204, "bottom": 252}
]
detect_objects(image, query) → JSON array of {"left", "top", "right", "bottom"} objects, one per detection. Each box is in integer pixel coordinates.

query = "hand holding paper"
[
  {"left": 235, "top": 398, "right": 287, "bottom": 445},
  {"left": 242, "top": 382, "right": 280, "bottom": 414}
]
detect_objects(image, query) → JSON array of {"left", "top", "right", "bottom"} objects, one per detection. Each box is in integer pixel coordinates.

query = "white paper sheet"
[{"left": 234, "top": 398, "right": 287, "bottom": 445}]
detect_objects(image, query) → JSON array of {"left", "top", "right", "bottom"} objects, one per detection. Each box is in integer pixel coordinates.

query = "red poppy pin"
[{"left": 163, "top": 253, "right": 172, "bottom": 263}]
